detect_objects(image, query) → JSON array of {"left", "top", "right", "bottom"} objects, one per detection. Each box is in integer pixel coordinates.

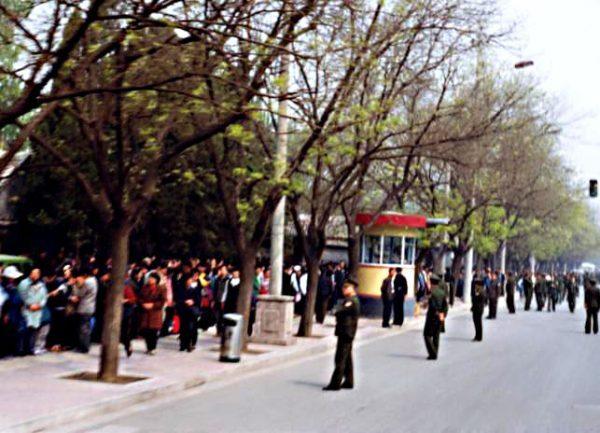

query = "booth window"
[
  {"left": 361, "top": 235, "right": 382, "bottom": 264},
  {"left": 383, "top": 236, "right": 403, "bottom": 265},
  {"left": 360, "top": 235, "right": 417, "bottom": 266},
  {"left": 403, "top": 237, "right": 416, "bottom": 265}
]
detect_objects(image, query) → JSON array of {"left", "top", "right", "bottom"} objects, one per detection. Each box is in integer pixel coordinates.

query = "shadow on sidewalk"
[{"left": 387, "top": 353, "right": 425, "bottom": 361}]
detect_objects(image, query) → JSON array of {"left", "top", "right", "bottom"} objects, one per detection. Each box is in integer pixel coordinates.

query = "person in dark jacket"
[
  {"left": 224, "top": 270, "right": 241, "bottom": 314},
  {"left": 333, "top": 261, "right": 348, "bottom": 307},
  {"left": 138, "top": 274, "right": 166, "bottom": 354},
  {"left": 282, "top": 265, "right": 295, "bottom": 298},
  {"left": 393, "top": 267, "right": 408, "bottom": 326},
  {"left": 584, "top": 279, "right": 600, "bottom": 335},
  {"left": 316, "top": 264, "right": 334, "bottom": 324},
  {"left": 175, "top": 270, "right": 202, "bottom": 352},
  {"left": 423, "top": 274, "right": 448, "bottom": 360},
  {"left": 380, "top": 268, "right": 395, "bottom": 328},
  {"left": 505, "top": 271, "right": 516, "bottom": 314},
  {"left": 213, "top": 265, "right": 231, "bottom": 336},
  {"left": 45, "top": 266, "right": 73, "bottom": 351},
  {"left": 323, "top": 279, "right": 360, "bottom": 391},
  {"left": 471, "top": 279, "right": 487, "bottom": 341},
  {"left": 121, "top": 277, "right": 137, "bottom": 357}
]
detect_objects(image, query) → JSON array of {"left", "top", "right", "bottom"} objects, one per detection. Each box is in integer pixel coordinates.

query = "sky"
[{"left": 500, "top": 0, "right": 600, "bottom": 216}]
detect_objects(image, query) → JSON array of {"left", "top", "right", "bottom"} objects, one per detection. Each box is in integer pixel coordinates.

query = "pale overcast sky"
[{"left": 500, "top": 0, "right": 600, "bottom": 215}]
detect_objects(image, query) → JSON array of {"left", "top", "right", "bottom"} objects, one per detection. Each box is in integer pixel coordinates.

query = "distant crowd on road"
[{"left": 0, "top": 253, "right": 351, "bottom": 359}]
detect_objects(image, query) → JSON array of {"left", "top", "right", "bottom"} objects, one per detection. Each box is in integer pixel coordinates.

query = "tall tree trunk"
[
  {"left": 297, "top": 255, "right": 321, "bottom": 337},
  {"left": 236, "top": 248, "right": 256, "bottom": 348},
  {"left": 432, "top": 246, "right": 445, "bottom": 275},
  {"left": 347, "top": 231, "right": 360, "bottom": 280},
  {"left": 451, "top": 248, "right": 466, "bottom": 281},
  {"left": 98, "top": 223, "right": 131, "bottom": 382}
]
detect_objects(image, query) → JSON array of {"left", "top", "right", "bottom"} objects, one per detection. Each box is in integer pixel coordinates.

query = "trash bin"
[{"left": 219, "top": 313, "right": 243, "bottom": 363}]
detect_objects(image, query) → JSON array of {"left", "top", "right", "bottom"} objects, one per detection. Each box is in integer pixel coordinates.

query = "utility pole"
[
  {"left": 252, "top": 50, "right": 295, "bottom": 346},
  {"left": 463, "top": 197, "right": 475, "bottom": 304},
  {"left": 269, "top": 51, "right": 289, "bottom": 297}
]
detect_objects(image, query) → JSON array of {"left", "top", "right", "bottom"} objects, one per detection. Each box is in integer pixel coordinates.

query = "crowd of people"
[
  {"left": 1, "top": 247, "right": 595, "bottom": 369},
  {"left": 0, "top": 254, "right": 351, "bottom": 359}
]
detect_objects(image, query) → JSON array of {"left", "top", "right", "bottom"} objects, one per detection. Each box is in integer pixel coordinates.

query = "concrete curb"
[{"left": 3, "top": 304, "right": 470, "bottom": 433}]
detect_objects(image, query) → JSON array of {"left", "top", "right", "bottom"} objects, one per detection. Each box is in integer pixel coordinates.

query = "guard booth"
[{"left": 356, "top": 212, "right": 427, "bottom": 315}]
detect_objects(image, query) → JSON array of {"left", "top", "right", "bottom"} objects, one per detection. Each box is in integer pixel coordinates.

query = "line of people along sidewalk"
[{"left": 0, "top": 255, "right": 350, "bottom": 359}]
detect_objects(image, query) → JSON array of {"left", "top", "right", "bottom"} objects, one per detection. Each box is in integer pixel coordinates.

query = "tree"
[
  {"left": 288, "top": 0, "right": 504, "bottom": 335},
  {"left": 28, "top": 0, "right": 324, "bottom": 381}
]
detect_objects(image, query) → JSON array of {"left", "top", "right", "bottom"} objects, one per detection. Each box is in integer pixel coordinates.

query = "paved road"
[{"left": 69, "top": 296, "right": 600, "bottom": 433}]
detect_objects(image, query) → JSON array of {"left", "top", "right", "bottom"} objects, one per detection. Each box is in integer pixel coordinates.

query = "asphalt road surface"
[{"left": 68, "top": 296, "right": 600, "bottom": 433}]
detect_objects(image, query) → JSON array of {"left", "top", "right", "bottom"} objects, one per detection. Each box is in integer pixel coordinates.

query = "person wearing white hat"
[
  {"left": 0, "top": 266, "right": 26, "bottom": 357},
  {"left": 3, "top": 265, "right": 23, "bottom": 280},
  {"left": 0, "top": 266, "right": 23, "bottom": 317}
]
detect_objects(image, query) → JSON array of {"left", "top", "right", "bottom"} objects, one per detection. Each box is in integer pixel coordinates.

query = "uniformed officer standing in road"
[
  {"left": 505, "top": 272, "right": 516, "bottom": 314},
  {"left": 323, "top": 279, "right": 360, "bottom": 391},
  {"left": 423, "top": 274, "right": 448, "bottom": 360},
  {"left": 546, "top": 275, "right": 557, "bottom": 312},
  {"left": 393, "top": 267, "right": 408, "bottom": 327},
  {"left": 471, "top": 279, "right": 487, "bottom": 341},
  {"left": 584, "top": 278, "right": 600, "bottom": 335},
  {"left": 534, "top": 273, "right": 545, "bottom": 311},
  {"left": 486, "top": 271, "right": 500, "bottom": 319},
  {"left": 439, "top": 276, "right": 450, "bottom": 334},
  {"left": 566, "top": 273, "right": 578, "bottom": 313},
  {"left": 523, "top": 271, "right": 534, "bottom": 311}
]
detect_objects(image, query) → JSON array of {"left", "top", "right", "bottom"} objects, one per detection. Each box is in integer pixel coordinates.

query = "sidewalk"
[{"left": 0, "top": 303, "right": 468, "bottom": 433}]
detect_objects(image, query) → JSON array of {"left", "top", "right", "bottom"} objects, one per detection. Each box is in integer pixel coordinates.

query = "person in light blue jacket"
[{"left": 17, "top": 268, "right": 47, "bottom": 355}]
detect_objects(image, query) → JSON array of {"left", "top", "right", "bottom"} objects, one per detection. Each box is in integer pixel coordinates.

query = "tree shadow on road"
[
  {"left": 387, "top": 353, "right": 426, "bottom": 361},
  {"left": 443, "top": 336, "right": 473, "bottom": 342},
  {"left": 292, "top": 380, "right": 326, "bottom": 389}
]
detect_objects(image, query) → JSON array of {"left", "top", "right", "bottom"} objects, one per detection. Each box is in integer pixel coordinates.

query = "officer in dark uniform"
[
  {"left": 486, "top": 272, "right": 500, "bottom": 319},
  {"left": 523, "top": 271, "right": 533, "bottom": 311},
  {"left": 505, "top": 272, "right": 516, "bottom": 314},
  {"left": 584, "top": 278, "right": 600, "bottom": 335},
  {"left": 471, "top": 279, "right": 487, "bottom": 341},
  {"left": 323, "top": 279, "right": 360, "bottom": 391},
  {"left": 566, "top": 273, "right": 577, "bottom": 313},
  {"left": 444, "top": 268, "right": 455, "bottom": 307},
  {"left": 534, "top": 273, "right": 545, "bottom": 311},
  {"left": 440, "top": 274, "right": 452, "bottom": 333},
  {"left": 546, "top": 277, "right": 557, "bottom": 312},
  {"left": 393, "top": 267, "right": 408, "bottom": 326},
  {"left": 423, "top": 274, "right": 448, "bottom": 360}
]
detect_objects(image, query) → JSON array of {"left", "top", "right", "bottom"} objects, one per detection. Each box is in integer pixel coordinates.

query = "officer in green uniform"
[
  {"left": 423, "top": 274, "right": 448, "bottom": 360},
  {"left": 505, "top": 272, "right": 516, "bottom": 314},
  {"left": 566, "top": 273, "right": 577, "bottom": 313},
  {"left": 323, "top": 279, "right": 360, "bottom": 391},
  {"left": 584, "top": 278, "right": 600, "bottom": 335},
  {"left": 523, "top": 271, "right": 533, "bottom": 311},
  {"left": 471, "top": 279, "right": 486, "bottom": 341},
  {"left": 534, "top": 273, "right": 545, "bottom": 311}
]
